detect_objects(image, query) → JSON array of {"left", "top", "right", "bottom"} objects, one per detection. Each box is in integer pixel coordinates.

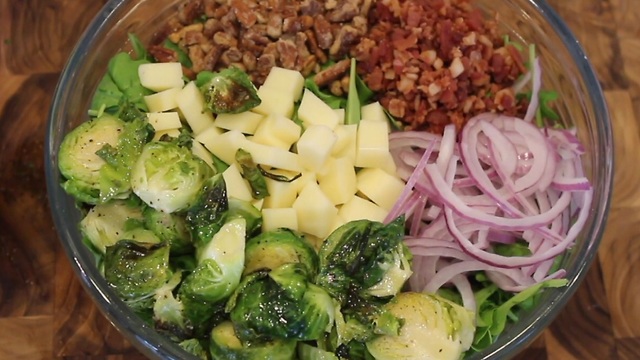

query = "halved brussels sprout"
[
  {"left": 104, "top": 240, "right": 171, "bottom": 313},
  {"left": 366, "top": 292, "right": 475, "bottom": 360},
  {"left": 58, "top": 115, "right": 124, "bottom": 204},
  {"left": 131, "top": 141, "right": 214, "bottom": 213},
  {"left": 244, "top": 228, "right": 318, "bottom": 276},
  {"left": 228, "top": 263, "right": 334, "bottom": 342},
  {"left": 143, "top": 206, "right": 193, "bottom": 255},
  {"left": 79, "top": 199, "right": 144, "bottom": 253}
]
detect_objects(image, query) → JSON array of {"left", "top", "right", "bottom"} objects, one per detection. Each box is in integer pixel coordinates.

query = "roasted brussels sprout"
[
  {"left": 58, "top": 115, "right": 124, "bottom": 204},
  {"left": 243, "top": 228, "right": 318, "bottom": 276},
  {"left": 316, "top": 216, "right": 412, "bottom": 301},
  {"left": 178, "top": 217, "right": 247, "bottom": 334},
  {"left": 104, "top": 240, "right": 171, "bottom": 313},
  {"left": 143, "top": 206, "right": 193, "bottom": 255},
  {"left": 366, "top": 292, "right": 475, "bottom": 360},
  {"left": 131, "top": 141, "right": 214, "bottom": 213},
  {"left": 185, "top": 173, "right": 229, "bottom": 252},
  {"left": 198, "top": 67, "right": 261, "bottom": 114},
  {"left": 210, "top": 321, "right": 297, "bottom": 360},
  {"left": 227, "top": 263, "right": 334, "bottom": 342},
  {"left": 79, "top": 199, "right": 144, "bottom": 253}
]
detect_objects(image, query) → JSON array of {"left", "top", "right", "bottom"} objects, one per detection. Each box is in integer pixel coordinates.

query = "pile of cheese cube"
[{"left": 138, "top": 63, "right": 406, "bottom": 241}]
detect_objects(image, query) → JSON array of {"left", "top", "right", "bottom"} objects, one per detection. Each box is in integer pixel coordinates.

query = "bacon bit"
[{"left": 392, "top": 32, "right": 418, "bottom": 51}]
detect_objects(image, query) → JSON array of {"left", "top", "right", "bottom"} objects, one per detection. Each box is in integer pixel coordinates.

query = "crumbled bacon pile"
[{"left": 352, "top": 0, "right": 527, "bottom": 133}]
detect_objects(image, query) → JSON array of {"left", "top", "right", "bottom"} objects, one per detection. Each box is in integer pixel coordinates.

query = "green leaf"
[
  {"left": 345, "top": 58, "right": 361, "bottom": 125},
  {"left": 163, "top": 39, "right": 192, "bottom": 68},
  {"left": 304, "top": 77, "right": 346, "bottom": 110},
  {"left": 89, "top": 52, "right": 152, "bottom": 115},
  {"left": 235, "top": 148, "right": 269, "bottom": 199},
  {"left": 128, "top": 33, "right": 152, "bottom": 62}
]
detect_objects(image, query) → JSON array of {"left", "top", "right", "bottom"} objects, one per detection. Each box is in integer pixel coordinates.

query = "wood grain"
[{"left": 1, "top": 0, "right": 639, "bottom": 359}]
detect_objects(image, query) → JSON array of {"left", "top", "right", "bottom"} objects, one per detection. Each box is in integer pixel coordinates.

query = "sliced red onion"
[
  {"left": 393, "top": 108, "right": 592, "bottom": 294},
  {"left": 452, "top": 274, "right": 476, "bottom": 311}
]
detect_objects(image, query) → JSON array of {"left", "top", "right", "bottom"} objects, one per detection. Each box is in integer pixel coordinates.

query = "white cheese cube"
[
  {"left": 147, "top": 112, "right": 182, "bottom": 131},
  {"left": 252, "top": 114, "right": 301, "bottom": 150},
  {"left": 262, "top": 67, "right": 305, "bottom": 102},
  {"left": 144, "top": 87, "right": 181, "bottom": 113},
  {"left": 297, "top": 124, "right": 337, "bottom": 172},
  {"left": 318, "top": 157, "right": 357, "bottom": 205},
  {"left": 203, "top": 130, "right": 247, "bottom": 165},
  {"left": 222, "top": 163, "right": 253, "bottom": 202},
  {"left": 214, "top": 111, "right": 264, "bottom": 134},
  {"left": 263, "top": 176, "right": 299, "bottom": 209},
  {"left": 338, "top": 196, "right": 388, "bottom": 223},
  {"left": 355, "top": 120, "right": 390, "bottom": 168},
  {"left": 293, "top": 181, "right": 338, "bottom": 238},
  {"left": 379, "top": 151, "right": 398, "bottom": 175},
  {"left": 152, "top": 128, "right": 181, "bottom": 142},
  {"left": 262, "top": 208, "right": 299, "bottom": 232},
  {"left": 252, "top": 86, "right": 295, "bottom": 118},
  {"left": 331, "top": 124, "right": 357, "bottom": 159},
  {"left": 242, "top": 140, "right": 302, "bottom": 172},
  {"left": 138, "top": 62, "right": 184, "bottom": 92},
  {"left": 191, "top": 140, "right": 216, "bottom": 170},
  {"left": 176, "top": 81, "right": 215, "bottom": 135},
  {"left": 356, "top": 168, "right": 405, "bottom": 210},
  {"left": 361, "top": 101, "right": 388, "bottom": 123},
  {"left": 298, "top": 89, "right": 340, "bottom": 129},
  {"left": 334, "top": 108, "right": 345, "bottom": 125},
  {"left": 194, "top": 125, "right": 224, "bottom": 146},
  {"left": 293, "top": 171, "right": 318, "bottom": 194}
]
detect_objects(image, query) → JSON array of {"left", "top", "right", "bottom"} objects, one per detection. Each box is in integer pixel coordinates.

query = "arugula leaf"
[
  {"left": 493, "top": 241, "right": 532, "bottom": 257},
  {"left": 470, "top": 278, "right": 568, "bottom": 352},
  {"left": 163, "top": 39, "right": 193, "bottom": 68},
  {"left": 128, "top": 33, "right": 152, "bottom": 62},
  {"left": 304, "top": 77, "right": 346, "bottom": 109},
  {"left": 89, "top": 52, "right": 152, "bottom": 116}
]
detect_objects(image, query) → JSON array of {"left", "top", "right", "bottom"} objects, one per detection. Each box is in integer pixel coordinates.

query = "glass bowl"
[{"left": 44, "top": 0, "right": 614, "bottom": 359}]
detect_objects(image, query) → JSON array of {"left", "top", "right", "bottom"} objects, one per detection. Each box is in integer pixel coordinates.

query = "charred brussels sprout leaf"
[
  {"left": 131, "top": 141, "right": 214, "bottom": 213},
  {"left": 153, "top": 271, "right": 192, "bottom": 341},
  {"left": 244, "top": 228, "right": 318, "bottom": 276},
  {"left": 227, "top": 263, "right": 334, "bottom": 342},
  {"left": 97, "top": 116, "right": 154, "bottom": 203},
  {"left": 104, "top": 240, "right": 171, "bottom": 313},
  {"left": 236, "top": 148, "right": 269, "bottom": 199},
  {"left": 316, "top": 216, "right": 412, "bottom": 300},
  {"left": 143, "top": 206, "right": 193, "bottom": 255},
  {"left": 178, "top": 338, "right": 208, "bottom": 360},
  {"left": 185, "top": 174, "right": 229, "bottom": 251},
  {"left": 198, "top": 67, "right": 261, "bottom": 114},
  {"left": 227, "top": 197, "right": 263, "bottom": 237},
  {"left": 210, "top": 321, "right": 297, "bottom": 360}
]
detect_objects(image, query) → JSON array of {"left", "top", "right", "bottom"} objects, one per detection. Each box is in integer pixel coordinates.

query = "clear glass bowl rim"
[{"left": 44, "top": 0, "right": 614, "bottom": 359}]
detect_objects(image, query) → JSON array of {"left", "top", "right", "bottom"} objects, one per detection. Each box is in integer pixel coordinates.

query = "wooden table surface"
[{"left": 1, "top": 0, "right": 639, "bottom": 359}]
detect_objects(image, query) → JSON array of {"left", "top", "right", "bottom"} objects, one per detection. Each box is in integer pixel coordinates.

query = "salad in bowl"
[{"left": 45, "top": 0, "right": 613, "bottom": 359}]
